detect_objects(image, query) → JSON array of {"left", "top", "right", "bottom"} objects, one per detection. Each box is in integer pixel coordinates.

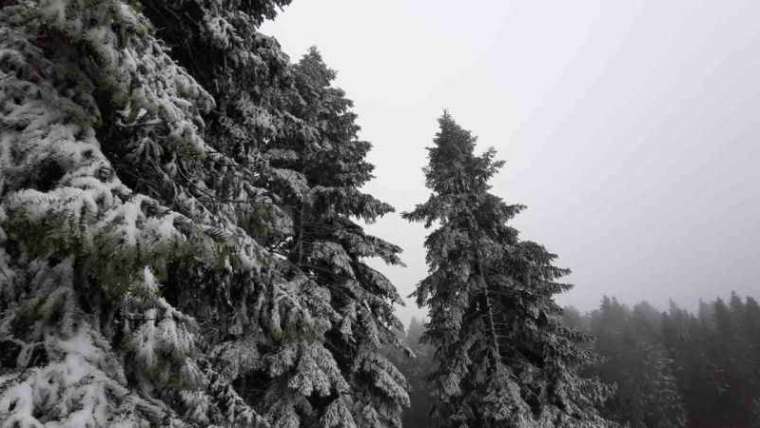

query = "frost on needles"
[
  {"left": 0, "top": 1, "right": 406, "bottom": 426},
  {"left": 403, "top": 113, "right": 616, "bottom": 428}
]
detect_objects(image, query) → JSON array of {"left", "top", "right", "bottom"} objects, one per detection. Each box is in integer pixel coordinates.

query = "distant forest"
[{"left": 389, "top": 293, "right": 760, "bottom": 428}]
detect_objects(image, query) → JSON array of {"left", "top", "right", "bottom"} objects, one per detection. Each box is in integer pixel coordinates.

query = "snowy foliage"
[
  {"left": 0, "top": 1, "right": 406, "bottom": 426},
  {"left": 404, "top": 113, "right": 614, "bottom": 427},
  {"left": 257, "top": 49, "right": 408, "bottom": 428}
]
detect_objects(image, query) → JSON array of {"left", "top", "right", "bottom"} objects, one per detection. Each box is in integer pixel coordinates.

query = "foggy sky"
[{"left": 262, "top": 0, "right": 760, "bottom": 325}]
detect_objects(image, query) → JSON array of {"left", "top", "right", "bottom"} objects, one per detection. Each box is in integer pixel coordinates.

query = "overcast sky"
[{"left": 262, "top": 0, "right": 760, "bottom": 325}]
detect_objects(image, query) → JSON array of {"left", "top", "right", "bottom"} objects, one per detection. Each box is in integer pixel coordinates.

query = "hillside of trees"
[{"left": 391, "top": 294, "right": 760, "bottom": 428}]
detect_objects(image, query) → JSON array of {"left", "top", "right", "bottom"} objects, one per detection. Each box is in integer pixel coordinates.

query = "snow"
[{"left": 0, "top": 0, "right": 408, "bottom": 425}]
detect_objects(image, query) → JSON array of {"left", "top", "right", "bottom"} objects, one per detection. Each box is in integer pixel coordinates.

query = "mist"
[{"left": 263, "top": 0, "right": 760, "bottom": 324}]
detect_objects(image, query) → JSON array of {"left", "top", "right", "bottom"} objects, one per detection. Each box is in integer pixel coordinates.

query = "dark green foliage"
[
  {"left": 586, "top": 298, "right": 687, "bottom": 428},
  {"left": 404, "top": 113, "right": 613, "bottom": 427},
  {"left": 567, "top": 292, "right": 760, "bottom": 428},
  {"left": 668, "top": 294, "right": 760, "bottom": 427}
]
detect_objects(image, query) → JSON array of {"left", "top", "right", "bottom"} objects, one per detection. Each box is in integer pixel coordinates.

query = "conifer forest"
[{"left": 0, "top": 1, "right": 758, "bottom": 427}]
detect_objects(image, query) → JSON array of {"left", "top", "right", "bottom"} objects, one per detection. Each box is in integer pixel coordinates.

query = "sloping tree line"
[{"left": 562, "top": 294, "right": 760, "bottom": 428}]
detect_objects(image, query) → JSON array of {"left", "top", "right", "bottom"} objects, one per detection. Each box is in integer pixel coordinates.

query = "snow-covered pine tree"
[
  {"left": 0, "top": 0, "right": 406, "bottom": 426},
  {"left": 403, "top": 113, "right": 614, "bottom": 427},
  {"left": 134, "top": 2, "right": 366, "bottom": 425},
  {"left": 0, "top": 1, "right": 260, "bottom": 424},
  {"left": 260, "top": 48, "right": 409, "bottom": 427}
]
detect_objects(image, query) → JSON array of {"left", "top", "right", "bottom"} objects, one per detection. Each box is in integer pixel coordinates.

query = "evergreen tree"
[
  {"left": 0, "top": 1, "right": 406, "bottom": 426},
  {"left": 0, "top": 1, "right": 254, "bottom": 424},
  {"left": 259, "top": 48, "right": 409, "bottom": 427},
  {"left": 403, "top": 113, "right": 613, "bottom": 427}
]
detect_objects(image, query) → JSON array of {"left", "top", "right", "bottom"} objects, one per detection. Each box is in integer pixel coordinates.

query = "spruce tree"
[
  {"left": 262, "top": 48, "right": 409, "bottom": 427},
  {"left": 135, "top": 3, "right": 402, "bottom": 425},
  {"left": 403, "top": 113, "right": 613, "bottom": 427},
  {"left": 0, "top": 1, "right": 406, "bottom": 426}
]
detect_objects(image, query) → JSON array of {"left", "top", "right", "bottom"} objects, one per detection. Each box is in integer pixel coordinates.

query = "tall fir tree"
[
  {"left": 403, "top": 112, "right": 613, "bottom": 427},
  {"left": 262, "top": 48, "right": 409, "bottom": 427}
]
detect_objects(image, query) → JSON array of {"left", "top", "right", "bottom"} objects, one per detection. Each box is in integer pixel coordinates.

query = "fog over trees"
[
  {"left": 0, "top": 1, "right": 758, "bottom": 427},
  {"left": 394, "top": 293, "right": 760, "bottom": 427}
]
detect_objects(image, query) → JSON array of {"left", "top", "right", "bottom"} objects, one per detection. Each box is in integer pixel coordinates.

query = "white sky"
[{"left": 262, "top": 0, "right": 760, "bottom": 325}]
